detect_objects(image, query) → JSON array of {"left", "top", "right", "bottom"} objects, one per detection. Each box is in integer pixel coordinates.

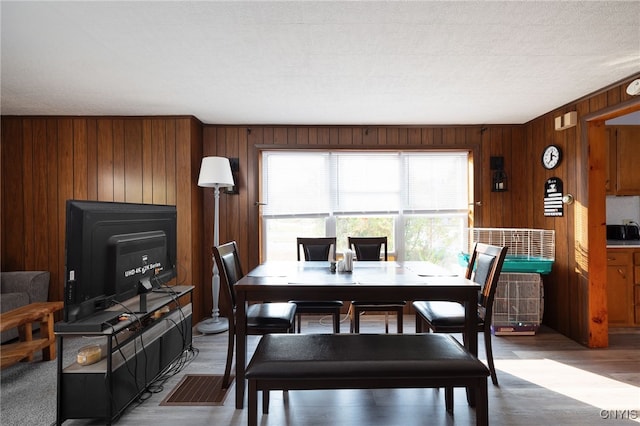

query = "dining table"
[{"left": 233, "top": 260, "right": 480, "bottom": 409}]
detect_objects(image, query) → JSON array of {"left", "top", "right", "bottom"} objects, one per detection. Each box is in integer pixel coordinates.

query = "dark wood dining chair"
[
  {"left": 412, "top": 242, "right": 508, "bottom": 385},
  {"left": 214, "top": 241, "right": 297, "bottom": 389},
  {"left": 348, "top": 236, "right": 406, "bottom": 334},
  {"left": 290, "top": 237, "right": 343, "bottom": 333}
]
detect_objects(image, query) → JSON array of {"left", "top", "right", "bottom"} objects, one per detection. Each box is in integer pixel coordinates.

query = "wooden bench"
[
  {"left": 245, "top": 333, "right": 489, "bottom": 426},
  {"left": 0, "top": 301, "right": 63, "bottom": 369}
]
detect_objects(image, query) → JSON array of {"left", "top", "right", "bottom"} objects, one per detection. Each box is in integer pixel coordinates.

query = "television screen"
[{"left": 64, "top": 200, "right": 177, "bottom": 323}]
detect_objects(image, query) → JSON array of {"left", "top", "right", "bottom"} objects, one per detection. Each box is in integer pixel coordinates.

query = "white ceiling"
[{"left": 2, "top": 1, "right": 639, "bottom": 125}]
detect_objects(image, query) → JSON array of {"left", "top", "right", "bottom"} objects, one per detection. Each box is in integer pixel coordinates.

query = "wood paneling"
[
  {"left": 523, "top": 76, "right": 640, "bottom": 346},
  {"left": 124, "top": 120, "right": 143, "bottom": 203},
  {"left": 202, "top": 124, "right": 518, "bottom": 279},
  {"left": 202, "top": 74, "right": 638, "bottom": 347},
  {"left": 2, "top": 118, "right": 25, "bottom": 270},
  {"left": 1, "top": 116, "right": 205, "bottom": 322},
  {"left": 2, "top": 74, "right": 638, "bottom": 343}
]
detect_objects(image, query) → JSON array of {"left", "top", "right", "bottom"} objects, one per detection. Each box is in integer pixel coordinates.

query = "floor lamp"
[{"left": 196, "top": 156, "right": 234, "bottom": 334}]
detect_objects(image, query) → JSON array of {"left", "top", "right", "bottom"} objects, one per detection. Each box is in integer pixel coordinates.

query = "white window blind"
[
  {"left": 262, "top": 152, "right": 331, "bottom": 217},
  {"left": 263, "top": 151, "right": 468, "bottom": 216},
  {"left": 333, "top": 153, "right": 400, "bottom": 214},
  {"left": 404, "top": 153, "right": 468, "bottom": 212}
]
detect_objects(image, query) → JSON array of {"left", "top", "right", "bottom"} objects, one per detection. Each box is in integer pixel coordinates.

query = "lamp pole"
[
  {"left": 196, "top": 184, "right": 229, "bottom": 334},
  {"left": 196, "top": 156, "right": 234, "bottom": 334}
]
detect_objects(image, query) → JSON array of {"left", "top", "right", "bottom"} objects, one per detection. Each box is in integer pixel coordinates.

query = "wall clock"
[{"left": 542, "top": 145, "right": 562, "bottom": 170}]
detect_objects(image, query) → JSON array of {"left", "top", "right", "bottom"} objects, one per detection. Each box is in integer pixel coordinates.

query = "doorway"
[{"left": 584, "top": 98, "right": 640, "bottom": 348}]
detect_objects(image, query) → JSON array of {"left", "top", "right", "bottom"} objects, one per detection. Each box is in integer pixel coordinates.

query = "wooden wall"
[
  {"left": 202, "top": 125, "right": 527, "bottom": 277},
  {"left": 0, "top": 116, "right": 206, "bottom": 321},
  {"left": 2, "top": 75, "right": 638, "bottom": 343},
  {"left": 203, "top": 75, "right": 638, "bottom": 346},
  {"left": 522, "top": 79, "right": 640, "bottom": 345}
]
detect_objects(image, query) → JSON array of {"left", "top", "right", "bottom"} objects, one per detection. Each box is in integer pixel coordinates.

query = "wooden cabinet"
[
  {"left": 606, "top": 249, "right": 633, "bottom": 326},
  {"left": 635, "top": 253, "right": 640, "bottom": 324},
  {"left": 635, "top": 287, "right": 640, "bottom": 324},
  {"left": 605, "top": 128, "right": 616, "bottom": 195},
  {"left": 607, "top": 126, "right": 640, "bottom": 195}
]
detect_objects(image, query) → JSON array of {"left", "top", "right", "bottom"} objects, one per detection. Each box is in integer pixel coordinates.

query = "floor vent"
[{"left": 160, "top": 374, "right": 233, "bottom": 406}]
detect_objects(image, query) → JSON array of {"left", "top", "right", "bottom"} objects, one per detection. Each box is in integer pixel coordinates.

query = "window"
[{"left": 261, "top": 150, "right": 470, "bottom": 270}]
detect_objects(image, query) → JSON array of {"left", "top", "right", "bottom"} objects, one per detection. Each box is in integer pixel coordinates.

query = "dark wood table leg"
[
  {"left": 465, "top": 294, "right": 478, "bottom": 406},
  {"left": 235, "top": 291, "right": 248, "bottom": 409}
]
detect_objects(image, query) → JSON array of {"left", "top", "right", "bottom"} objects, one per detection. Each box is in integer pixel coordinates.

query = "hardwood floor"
[{"left": 8, "top": 314, "right": 640, "bottom": 425}]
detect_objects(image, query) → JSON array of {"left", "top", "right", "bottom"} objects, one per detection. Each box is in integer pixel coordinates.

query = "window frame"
[{"left": 259, "top": 147, "right": 475, "bottom": 263}]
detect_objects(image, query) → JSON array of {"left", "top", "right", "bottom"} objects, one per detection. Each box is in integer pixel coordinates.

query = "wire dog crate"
[
  {"left": 492, "top": 273, "right": 544, "bottom": 335},
  {"left": 460, "top": 228, "right": 555, "bottom": 274},
  {"left": 458, "top": 228, "right": 554, "bottom": 335}
]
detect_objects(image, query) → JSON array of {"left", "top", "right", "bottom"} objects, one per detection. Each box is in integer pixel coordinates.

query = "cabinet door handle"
[{"left": 617, "top": 268, "right": 626, "bottom": 279}]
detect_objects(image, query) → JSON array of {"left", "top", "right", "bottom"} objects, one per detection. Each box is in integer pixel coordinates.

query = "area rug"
[{"left": 160, "top": 374, "right": 233, "bottom": 406}]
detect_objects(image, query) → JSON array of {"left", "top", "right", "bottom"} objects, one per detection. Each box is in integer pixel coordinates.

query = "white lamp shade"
[{"left": 198, "top": 156, "right": 234, "bottom": 188}]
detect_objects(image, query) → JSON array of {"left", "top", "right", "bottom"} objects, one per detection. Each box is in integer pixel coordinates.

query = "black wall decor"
[
  {"left": 224, "top": 158, "right": 240, "bottom": 195},
  {"left": 490, "top": 156, "right": 507, "bottom": 192},
  {"left": 544, "top": 177, "right": 563, "bottom": 217}
]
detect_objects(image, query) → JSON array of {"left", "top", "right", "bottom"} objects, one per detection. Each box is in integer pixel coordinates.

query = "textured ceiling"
[{"left": 2, "top": 1, "right": 639, "bottom": 125}]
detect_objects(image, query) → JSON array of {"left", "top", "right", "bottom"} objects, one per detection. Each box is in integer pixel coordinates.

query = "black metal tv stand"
[{"left": 55, "top": 285, "right": 194, "bottom": 425}]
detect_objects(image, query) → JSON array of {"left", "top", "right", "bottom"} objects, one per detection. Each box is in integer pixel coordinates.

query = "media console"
[{"left": 55, "top": 285, "right": 194, "bottom": 425}]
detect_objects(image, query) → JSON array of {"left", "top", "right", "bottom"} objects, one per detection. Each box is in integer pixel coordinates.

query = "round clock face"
[{"left": 542, "top": 145, "right": 562, "bottom": 169}]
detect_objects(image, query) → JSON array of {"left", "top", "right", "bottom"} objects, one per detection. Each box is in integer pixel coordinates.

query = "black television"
[
  {"left": 64, "top": 200, "right": 177, "bottom": 323},
  {"left": 107, "top": 230, "right": 168, "bottom": 302}
]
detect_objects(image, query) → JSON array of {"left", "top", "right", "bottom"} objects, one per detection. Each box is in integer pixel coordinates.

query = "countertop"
[{"left": 607, "top": 240, "right": 640, "bottom": 248}]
